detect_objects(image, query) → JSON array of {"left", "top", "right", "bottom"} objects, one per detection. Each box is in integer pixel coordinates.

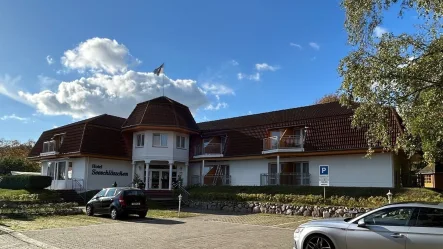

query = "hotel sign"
[{"left": 91, "top": 164, "right": 129, "bottom": 177}]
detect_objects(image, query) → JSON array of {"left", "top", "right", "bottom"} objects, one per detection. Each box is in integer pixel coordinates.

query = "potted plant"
[{"left": 132, "top": 173, "right": 145, "bottom": 189}]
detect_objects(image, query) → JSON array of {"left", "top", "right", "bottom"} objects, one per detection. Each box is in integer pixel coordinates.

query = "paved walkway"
[{"left": 18, "top": 213, "right": 307, "bottom": 249}]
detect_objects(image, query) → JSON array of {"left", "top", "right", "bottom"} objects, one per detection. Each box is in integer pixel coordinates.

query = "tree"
[
  {"left": 339, "top": 0, "right": 443, "bottom": 164},
  {"left": 315, "top": 93, "right": 341, "bottom": 104},
  {"left": 0, "top": 139, "right": 39, "bottom": 174}
]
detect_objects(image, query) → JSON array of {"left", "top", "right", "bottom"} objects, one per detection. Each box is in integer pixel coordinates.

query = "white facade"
[
  {"left": 131, "top": 129, "right": 190, "bottom": 191},
  {"left": 41, "top": 157, "right": 132, "bottom": 191},
  {"left": 188, "top": 152, "right": 395, "bottom": 188}
]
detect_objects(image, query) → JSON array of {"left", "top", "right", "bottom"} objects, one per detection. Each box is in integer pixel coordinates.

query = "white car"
[{"left": 294, "top": 202, "right": 443, "bottom": 249}]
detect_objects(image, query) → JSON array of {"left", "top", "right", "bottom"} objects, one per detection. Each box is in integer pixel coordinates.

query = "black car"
[{"left": 86, "top": 187, "right": 148, "bottom": 220}]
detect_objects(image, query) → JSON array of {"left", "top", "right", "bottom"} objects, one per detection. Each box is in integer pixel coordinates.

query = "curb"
[{"left": 0, "top": 225, "right": 60, "bottom": 249}]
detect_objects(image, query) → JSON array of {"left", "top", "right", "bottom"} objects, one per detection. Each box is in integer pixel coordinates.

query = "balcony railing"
[
  {"left": 263, "top": 135, "right": 303, "bottom": 151},
  {"left": 194, "top": 143, "right": 223, "bottom": 156},
  {"left": 260, "top": 173, "right": 310, "bottom": 186},
  {"left": 190, "top": 175, "right": 231, "bottom": 186}
]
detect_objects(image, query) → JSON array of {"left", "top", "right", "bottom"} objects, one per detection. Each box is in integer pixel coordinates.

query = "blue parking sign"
[{"left": 319, "top": 165, "right": 329, "bottom": 176}]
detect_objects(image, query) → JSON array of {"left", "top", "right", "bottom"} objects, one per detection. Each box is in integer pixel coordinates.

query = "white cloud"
[
  {"left": 15, "top": 71, "right": 211, "bottom": 119},
  {"left": 255, "top": 63, "right": 280, "bottom": 72},
  {"left": 46, "top": 55, "right": 54, "bottom": 65},
  {"left": 309, "top": 42, "right": 320, "bottom": 50},
  {"left": 230, "top": 60, "right": 239, "bottom": 66},
  {"left": 237, "top": 72, "right": 260, "bottom": 81},
  {"left": 0, "top": 114, "right": 29, "bottom": 123},
  {"left": 201, "top": 83, "right": 235, "bottom": 95},
  {"left": 204, "top": 102, "right": 228, "bottom": 111},
  {"left": 38, "top": 75, "right": 58, "bottom": 90},
  {"left": 52, "top": 125, "right": 58, "bottom": 128},
  {"left": 61, "top": 37, "right": 140, "bottom": 74},
  {"left": 374, "top": 26, "right": 388, "bottom": 38},
  {"left": 0, "top": 74, "right": 30, "bottom": 105},
  {"left": 290, "top": 43, "right": 302, "bottom": 49}
]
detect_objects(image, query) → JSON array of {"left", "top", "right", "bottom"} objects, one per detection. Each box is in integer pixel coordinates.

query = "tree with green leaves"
[{"left": 339, "top": 0, "right": 443, "bottom": 164}]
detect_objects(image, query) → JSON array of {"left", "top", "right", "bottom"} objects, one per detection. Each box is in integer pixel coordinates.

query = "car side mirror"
[{"left": 357, "top": 219, "right": 366, "bottom": 228}]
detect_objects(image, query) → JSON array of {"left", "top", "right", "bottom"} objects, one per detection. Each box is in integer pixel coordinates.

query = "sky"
[{"left": 0, "top": 0, "right": 417, "bottom": 142}]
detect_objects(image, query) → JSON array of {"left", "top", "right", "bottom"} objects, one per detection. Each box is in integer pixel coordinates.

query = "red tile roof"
[
  {"left": 29, "top": 114, "right": 130, "bottom": 159},
  {"left": 196, "top": 102, "right": 402, "bottom": 157},
  {"left": 122, "top": 96, "right": 199, "bottom": 132}
]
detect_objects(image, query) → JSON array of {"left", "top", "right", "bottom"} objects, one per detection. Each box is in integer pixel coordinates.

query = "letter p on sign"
[{"left": 319, "top": 165, "right": 329, "bottom": 176}]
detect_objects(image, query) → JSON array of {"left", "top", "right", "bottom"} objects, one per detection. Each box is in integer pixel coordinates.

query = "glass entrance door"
[
  {"left": 150, "top": 171, "right": 160, "bottom": 189},
  {"left": 161, "top": 171, "right": 169, "bottom": 189}
]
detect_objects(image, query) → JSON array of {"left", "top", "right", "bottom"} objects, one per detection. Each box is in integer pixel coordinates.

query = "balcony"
[
  {"left": 193, "top": 143, "right": 224, "bottom": 158},
  {"left": 262, "top": 135, "right": 304, "bottom": 154},
  {"left": 260, "top": 173, "right": 310, "bottom": 186},
  {"left": 191, "top": 175, "right": 231, "bottom": 186}
]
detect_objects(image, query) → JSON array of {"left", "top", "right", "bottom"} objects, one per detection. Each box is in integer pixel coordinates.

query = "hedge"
[
  {"left": 0, "top": 202, "right": 82, "bottom": 217},
  {"left": 0, "top": 175, "right": 52, "bottom": 190},
  {"left": 187, "top": 186, "right": 443, "bottom": 208}
]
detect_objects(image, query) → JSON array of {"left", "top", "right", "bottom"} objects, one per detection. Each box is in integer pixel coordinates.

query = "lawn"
[{"left": 0, "top": 209, "right": 199, "bottom": 231}]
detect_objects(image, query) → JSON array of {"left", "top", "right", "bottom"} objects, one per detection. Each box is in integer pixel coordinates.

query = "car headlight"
[{"left": 294, "top": 227, "right": 304, "bottom": 234}]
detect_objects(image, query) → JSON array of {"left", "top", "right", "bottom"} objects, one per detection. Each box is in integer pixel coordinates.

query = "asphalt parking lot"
[{"left": 15, "top": 213, "right": 311, "bottom": 249}]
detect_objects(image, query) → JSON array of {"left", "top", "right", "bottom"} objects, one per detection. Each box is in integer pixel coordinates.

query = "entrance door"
[
  {"left": 161, "top": 171, "right": 169, "bottom": 189},
  {"left": 150, "top": 171, "right": 160, "bottom": 189}
]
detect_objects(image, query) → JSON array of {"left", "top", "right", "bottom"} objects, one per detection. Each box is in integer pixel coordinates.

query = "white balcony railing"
[
  {"left": 263, "top": 135, "right": 303, "bottom": 151},
  {"left": 194, "top": 143, "right": 223, "bottom": 157}
]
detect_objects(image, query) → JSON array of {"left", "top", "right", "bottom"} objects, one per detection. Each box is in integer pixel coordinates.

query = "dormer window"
[{"left": 43, "top": 140, "right": 56, "bottom": 153}]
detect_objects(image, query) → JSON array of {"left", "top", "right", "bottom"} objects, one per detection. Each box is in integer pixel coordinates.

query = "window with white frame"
[
  {"left": 176, "top": 136, "right": 186, "bottom": 149},
  {"left": 136, "top": 134, "right": 145, "bottom": 147},
  {"left": 153, "top": 133, "right": 168, "bottom": 147}
]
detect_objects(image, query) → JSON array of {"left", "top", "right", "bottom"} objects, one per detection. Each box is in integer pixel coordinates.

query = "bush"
[
  {"left": 187, "top": 186, "right": 443, "bottom": 208},
  {"left": 0, "top": 175, "right": 52, "bottom": 190}
]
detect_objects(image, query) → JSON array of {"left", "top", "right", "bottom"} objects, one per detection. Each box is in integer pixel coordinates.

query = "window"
[
  {"left": 96, "top": 189, "right": 107, "bottom": 197},
  {"left": 43, "top": 140, "right": 56, "bottom": 153},
  {"left": 57, "top": 162, "right": 66, "bottom": 180},
  {"left": 153, "top": 134, "right": 168, "bottom": 147},
  {"left": 362, "top": 207, "right": 414, "bottom": 226},
  {"left": 176, "top": 136, "right": 186, "bottom": 149},
  {"left": 416, "top": 208, "right": 443, "bottom": 228},
  {"left": 424, "top": 175, "right": 432, "bottom": 184},
  {"left": 67, "top": 162, "right": 73, "bottom": 179},
  {"left": 136, "top": 134, "right": 145, "bottom": 147},
  {"left": 105, "top": 188, "right": 117, "bottom": 197},
  {"left": 47, "top": 162, "right": 55, "bottom": 179}
]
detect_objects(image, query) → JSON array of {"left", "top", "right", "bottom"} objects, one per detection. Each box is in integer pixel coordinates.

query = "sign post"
[{"left": 319, "top": 165, "right": 329, "bottom": 200}]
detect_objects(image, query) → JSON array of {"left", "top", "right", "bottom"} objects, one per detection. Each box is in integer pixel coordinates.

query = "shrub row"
[
  {"left": 187, "top": 186, "right": 443, "bottom": 208},
  {"left": 0, "top": 175, "right": 52, "bottom": 190},
  {"left": 0, "top": 202, "right": 82, "bottom": 217}
]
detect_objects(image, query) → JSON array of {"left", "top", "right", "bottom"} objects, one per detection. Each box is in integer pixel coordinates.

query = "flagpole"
[{"left": 162, "top": 73, "right": 165, "bottom": 96}]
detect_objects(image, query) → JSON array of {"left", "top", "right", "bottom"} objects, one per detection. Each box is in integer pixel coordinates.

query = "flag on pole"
[{"left": 153, "top": 63, "right": 164, "bottom": 76}]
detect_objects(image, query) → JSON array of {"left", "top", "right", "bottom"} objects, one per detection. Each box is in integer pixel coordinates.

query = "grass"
[
  {"left": 0, "top": 215, "right": 116, "bottom": 231},
  {"left": 148, "top": 209, "right": 199, "bottom": 218},
  {"left": 0, "top": 188, "right": 60, "bottom": 202},
  {"left": 0, "top": 209, "right": 198, "bottom": 231}
]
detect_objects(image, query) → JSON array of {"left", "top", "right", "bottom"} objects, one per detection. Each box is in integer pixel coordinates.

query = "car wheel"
[
  {"left": 110, "top": 208, "right": 118, "bottom": 220},
  {"left": 138, "top": 211, "right": 147, "bottom": 218},
  {"left": 304, "top": 234, "right": 334, "bottom": 249},
  {"left": 86, "top": 205, "right": 94, "bottom": 216}
]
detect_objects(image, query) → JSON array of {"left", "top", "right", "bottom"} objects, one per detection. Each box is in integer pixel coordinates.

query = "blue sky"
[{"left": 0, "top": 0, "right": 416, "bottom": 142}]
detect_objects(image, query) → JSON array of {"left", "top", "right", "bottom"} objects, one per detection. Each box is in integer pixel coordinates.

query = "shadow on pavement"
[{"left": 122, "top": 216, "right": 185, "bottom": 225}]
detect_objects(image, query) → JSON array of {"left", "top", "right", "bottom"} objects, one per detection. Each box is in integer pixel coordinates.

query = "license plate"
[{"left": 132, "top": 202, "right": 140, "bottom": 206}]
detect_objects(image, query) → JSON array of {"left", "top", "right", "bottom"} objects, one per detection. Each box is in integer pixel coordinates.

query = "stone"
[
  {"left": 260, "top": 207, "right": 267, "bottom": 213},
  {"left": 253, "top": 206, "right": 261, "bottom": 213},
  {"left": 303, "top": 210, "right": 312, "bottom": 217},
  {"left": 276, "top": 208, "right": 282, "bottom": 214},
  {"left": 249, "top": 203, "right": 254, "bottom": 208},
  {"left": 286, "top": 209, "right": 293, "bottom": 215},
  {"left": 323, "top": 211, "right": 331, "bottom": 218},
  {"left": 312, "top": 209, "right": 320, "bottom": 217},
  {"left": 337, "top": 209, "right": 345, "bottom": 215},
  {"left": 237, "top": 204, "right": 242, "bottom": 208}
]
